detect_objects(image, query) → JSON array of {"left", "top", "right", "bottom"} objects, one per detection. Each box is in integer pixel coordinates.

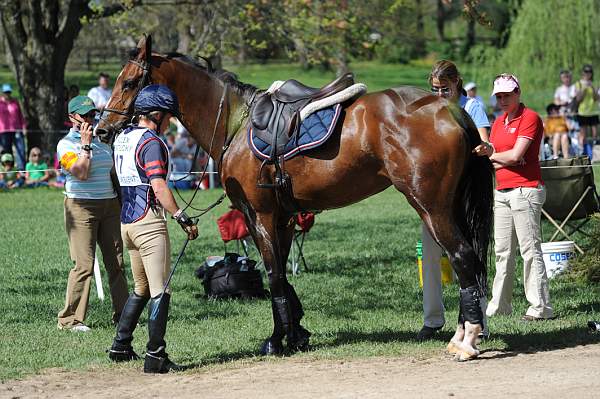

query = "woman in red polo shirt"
[{"left": 475, "top": 74, "right": 554, "bottom": 321}]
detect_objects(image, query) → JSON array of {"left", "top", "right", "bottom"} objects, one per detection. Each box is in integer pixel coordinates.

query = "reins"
[{"left": 172, "top": 83, "right": 230, "bottom": 218}]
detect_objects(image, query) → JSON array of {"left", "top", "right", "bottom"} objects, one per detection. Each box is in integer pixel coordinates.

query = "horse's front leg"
[{"left": 249, "top": 211, "right": 311, "bottom": 355}]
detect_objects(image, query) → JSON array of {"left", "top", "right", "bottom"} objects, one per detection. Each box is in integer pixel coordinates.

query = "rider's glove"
[{"left": 173, "top": 209, "right": 199, "bottom": 240}]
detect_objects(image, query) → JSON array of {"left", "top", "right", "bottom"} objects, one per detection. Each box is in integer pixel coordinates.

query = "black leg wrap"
[
  {"left": 284, "top": 281, "right": 304, "bottom": 321},
  {"left": 273, "top": 296, "right": 291, "bottom": 329},
  {"left": 260, "top": 296, "right": 288, "bottom": 356},
  {"left": 109, "top": 293, "right": 148, "bottom": 362},
  {"left": 283, "top": 282, "right": 310, "bottom": 351},
  {"left": 459, "top": 286, "right": 484, "bottom": 328}
]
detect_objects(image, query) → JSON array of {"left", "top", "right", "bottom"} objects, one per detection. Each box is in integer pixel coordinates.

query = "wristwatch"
[{"left": 81, "top": 144, "right": 92, "bottom": 152}]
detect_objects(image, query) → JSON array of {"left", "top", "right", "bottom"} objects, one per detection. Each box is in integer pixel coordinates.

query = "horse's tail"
[{"left": 450, "top": 106, "right": 494, "bottom": 294}]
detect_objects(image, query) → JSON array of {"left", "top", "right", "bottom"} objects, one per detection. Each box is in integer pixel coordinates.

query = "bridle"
[
  {"left": 97, "top": 54, "right": 253, "bottom": 218},
  {"left": 97, "top": 59, "right": 152, "bottom": 142},
  {"left": 100, "top": 54, "right": 230, "bottom": 216}
]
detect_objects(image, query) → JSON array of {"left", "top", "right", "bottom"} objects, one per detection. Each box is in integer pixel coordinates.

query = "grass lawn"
[{"left": 1, "top": 186, "right": 599, "bottom": 381}]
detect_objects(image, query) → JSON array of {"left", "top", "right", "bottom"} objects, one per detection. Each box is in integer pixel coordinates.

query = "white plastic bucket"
[{"left": 541, "top": 241, "right": 575, "bottom": 278}]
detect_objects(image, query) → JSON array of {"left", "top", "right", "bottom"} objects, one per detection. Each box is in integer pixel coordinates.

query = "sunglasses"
[
  {"left": 430, "top": 86, "right": 451, "bottom": 95},
  {"left": 31, "top": 153, "right": 41, "bottom": 157}
]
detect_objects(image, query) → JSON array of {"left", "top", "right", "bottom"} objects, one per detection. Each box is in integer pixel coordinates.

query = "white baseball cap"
[
  {"left": 464, "top": 82, "right": 476, "bottom": 91},
  {"left": 492, "top": 74, "right": 520, "bottom": 96}
]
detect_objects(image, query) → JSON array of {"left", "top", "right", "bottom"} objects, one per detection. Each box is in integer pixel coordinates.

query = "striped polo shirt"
[{"left": 57, "top": 129, "right": 116, "bottom": 199}]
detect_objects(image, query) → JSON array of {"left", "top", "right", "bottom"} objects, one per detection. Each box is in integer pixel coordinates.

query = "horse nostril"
[{"left": 94, "top": 128, "right": 110, "bottom": 142}]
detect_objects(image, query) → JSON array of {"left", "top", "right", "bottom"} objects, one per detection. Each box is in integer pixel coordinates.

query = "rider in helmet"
[{"left": 109, "top": 84, "right": 198, "bottom": 373}]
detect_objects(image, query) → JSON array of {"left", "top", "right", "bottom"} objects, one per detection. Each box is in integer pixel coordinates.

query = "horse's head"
[{"left": 95, "top": 35, "right": 154, "bottom": 143}]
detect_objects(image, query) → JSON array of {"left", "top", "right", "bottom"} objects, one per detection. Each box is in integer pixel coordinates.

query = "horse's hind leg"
[
  {"left": 421, "top": 211, "right": 485, "bottom": 361},
  {"left": 246, "top": 211, "right": 310, "bottom": 355}
]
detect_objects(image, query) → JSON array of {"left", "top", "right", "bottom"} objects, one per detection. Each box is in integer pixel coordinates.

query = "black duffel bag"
[{"left": 195, "top": 253, "right": 268, "bottom": 299}]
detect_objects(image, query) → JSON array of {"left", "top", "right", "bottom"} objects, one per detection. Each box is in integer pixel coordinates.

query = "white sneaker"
[
  {"left": 58, "top": 322, "right": 91, "bottom": 332},
  {"left": 71, "top": 324, "right": 91, "bottom": 332}
]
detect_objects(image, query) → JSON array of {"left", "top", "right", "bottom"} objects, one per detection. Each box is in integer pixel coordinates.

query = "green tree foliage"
[{"left": 475, "top": 0, "right": 600, "bottom": 92}]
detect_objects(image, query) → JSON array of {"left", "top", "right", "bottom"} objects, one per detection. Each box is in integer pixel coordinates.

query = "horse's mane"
[{"left": 165, "top": 52, "right": 257, "bottom": 100}]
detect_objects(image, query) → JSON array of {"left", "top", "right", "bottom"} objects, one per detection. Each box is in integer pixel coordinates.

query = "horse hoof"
[
  {"left": 288, "top": 327, "right": 311, "bottom": 352},
  {"left": 446, "top": 340, "right": 460, "bottom": 355},
  {"left": 260, "top": 339, "right": 284, "bottom": 356},
  {"left": 453, "top": 346, "right": 480, "bottom": 362}
]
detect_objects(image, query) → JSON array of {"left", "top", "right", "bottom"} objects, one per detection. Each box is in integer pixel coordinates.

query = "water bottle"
[{"left": 239, "top": 259, "right": 249, "bottom": 272}]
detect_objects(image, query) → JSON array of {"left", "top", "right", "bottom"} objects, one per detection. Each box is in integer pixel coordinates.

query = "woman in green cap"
[{"left": 56, "top": 95, "right": 129, "bottom": 332}]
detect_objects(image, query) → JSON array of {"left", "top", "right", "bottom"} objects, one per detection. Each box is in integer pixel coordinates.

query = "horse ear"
[
  {"left": 136, "top": 35, "right": 146, "bottom": 51},
  {"left": 145, "top": 35, "right": 152, "bottom": 63},
  {"left": 136, "top": 34, "right": 152, "bottom": 62}
]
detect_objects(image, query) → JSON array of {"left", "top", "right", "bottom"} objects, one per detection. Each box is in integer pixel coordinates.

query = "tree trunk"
[
  {"left": 177, "top": 22, "right": 192, "bottom": 54},
  {"left": 293, "top": 38, "right": 310, "bottom": 70},
  {"left": 0, "top": 1, "right": 130, "bottom": 153},
  {"left": 16, "top": 51, "right": 67, "bottom": 152},
  {"left": 436, "top": 0, "right": 447, "bottom": 41},
  {"left": 414, "top": 0, "right": 426, "bottom": 57},
  {"left": 463, "top": 17, "right": 476, "bottom": 58}
]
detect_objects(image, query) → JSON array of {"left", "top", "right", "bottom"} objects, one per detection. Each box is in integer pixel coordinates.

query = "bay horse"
[{"left": 98, "top": 36, "right": 494, "bottom": 360}]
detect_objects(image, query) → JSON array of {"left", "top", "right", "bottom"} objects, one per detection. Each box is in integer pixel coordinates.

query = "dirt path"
[{"left": 3, "top": 344, "right": 600, "bottom": 399}]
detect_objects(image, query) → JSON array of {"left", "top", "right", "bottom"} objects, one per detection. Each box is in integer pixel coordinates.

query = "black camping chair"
[{"left": 540, "top": 156, "right": 600, "bottom": 254}]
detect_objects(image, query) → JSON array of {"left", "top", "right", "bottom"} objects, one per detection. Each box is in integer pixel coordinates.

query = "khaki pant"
[
  {"left": 486, "top": 186, "right": 554, "bottom": 318},
  {"left": 58, "top": 198, "right": 129, "bottom": 327},
  {"left": 121, "top": 209, "right": 171, "bottom": 298}
]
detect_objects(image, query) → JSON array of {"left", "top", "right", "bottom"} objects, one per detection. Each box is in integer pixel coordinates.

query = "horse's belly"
[{"left": 288, "top": 159, "right": 391, "bottom": 210}]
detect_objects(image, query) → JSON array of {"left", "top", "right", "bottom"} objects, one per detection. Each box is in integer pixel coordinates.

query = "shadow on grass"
[
  {"left": 181, "top": 343, "right": 268, "bottom": 370},
  {"left": 483, "top": 326, "right": 600, "bottom": 358},
  {"left": 177, "top": 348, "right": 261, "bottom": 371},
  {"left": 310, "top": 328, "right": 456, "bottom": 350},
  {"left": 307, "top": 325, "right": 600, "bottom": 360}
]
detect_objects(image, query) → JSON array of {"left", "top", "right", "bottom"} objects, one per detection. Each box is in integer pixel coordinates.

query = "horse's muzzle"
[{"left": 94, "top": 127, "right": 113, "bottom": 144}]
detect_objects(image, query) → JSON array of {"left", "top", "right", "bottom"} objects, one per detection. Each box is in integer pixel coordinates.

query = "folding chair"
[
  {"left": 289, "top": 212, "right": 315, "bottom": 275},
  {"left": 540, "top": 156, "right": 600, "bottom": 254},
  {"left": 216, "top": 209, "right": 315, "bottom": 275},
  {"left": 216, "top": 208, "right": 254, "bottom": 257}
]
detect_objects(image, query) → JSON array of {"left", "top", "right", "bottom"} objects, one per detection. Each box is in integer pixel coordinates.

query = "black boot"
[
  {"left": 109, "top": 293, "right": 148, "bottom": 362},
  {"left": 143, "top": 293, "right": 183, "bottom": 373}
]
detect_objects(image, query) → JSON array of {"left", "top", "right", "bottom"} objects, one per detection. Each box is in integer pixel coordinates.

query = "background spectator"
[
  {"left": 544, "top": 103, "right": 571, "bottom": 159},
  {"left": 170, "top": 123, "right": 206, "bottom": 189},
  {"left": 0, "top": 83, "right": 27, "bottom": 170},
  {"left": 574, "top": 64, "right": 599, "bottom": 155},
  {"left": 171, "top": 129, "right": 197, "bottom": 173},
  {"left": 553, "top": 69, "right": 580, "bottom": 155},
  {"left": 87, "top": 72, "right": 112, "bottom": 117},
  {"left": 554, "top": 69, "right": 577, "bottom": 115},
  {"left": 0, "top": 152, "right": 23, "bottom": 189},
  {"left": 25, "top": 146, "right": 50, "bottom": 187},
  {"left": 464, "top": 81, "right": 484, "bottom": 105},
  {"left": 68, "top": 84, "right": 80, "bottom": 100}
]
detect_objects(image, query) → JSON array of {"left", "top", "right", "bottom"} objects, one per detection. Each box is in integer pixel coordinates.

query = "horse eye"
[{"left": 122, "top": 79, "right": 136, "bottom": 90}]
